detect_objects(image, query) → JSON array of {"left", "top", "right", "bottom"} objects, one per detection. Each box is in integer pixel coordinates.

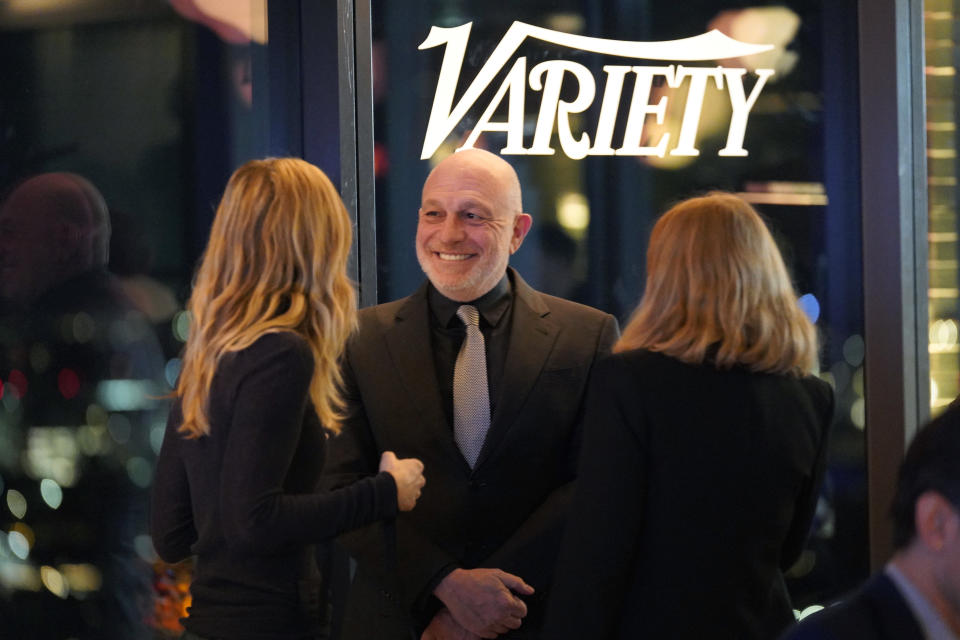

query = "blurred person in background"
[
  {"left": 0, "top": 172, "right": 165, "bottom": 639},
  {"left": 543, "top": 192, "right": 834, "bottom": 640},
  {"left": 150, "top": 157, "right": 425, "bottom": 640},
  {"left": 0, "top": 172, "right": 121, "bottom": 313},
  {"left": 780, "top": 403, "right": 960, "bottom": 640}
]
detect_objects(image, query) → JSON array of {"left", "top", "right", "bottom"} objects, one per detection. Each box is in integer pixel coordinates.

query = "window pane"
[
  {"left": 371, "top": 0, "right": 867, "bottom": 608},
  {"left": 0, "top": 1, "right": 298, "bottom": 636},
  {"left": 926, "top": 1, "right": 960, "bottom": 414}
]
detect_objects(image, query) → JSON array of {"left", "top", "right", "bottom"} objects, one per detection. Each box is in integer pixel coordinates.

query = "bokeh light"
[
  {"left": 797, "top": 604, "right": 825, "bottom": 620},
  {"left": 72, "top": 312, "right": 96, "bottom": 343},
  {"left": 850, "top": 397, "right": 865, "bottom": 430},
  {"left": 107, "top": 414, "right": 132, "bottom": 444},
  {"left": 797, "top": 293, "right": 820, "bottom": 323},
  {"left": 29, "top": 344, "right": 51, "bottom": 373},
  {"left": 126, "top": 457, "right": 152, "bottom": 488},
  {"left": 59, "top": 563, "right": 101, "bottom": 593},
  {"left": 8, "top": 530, "right": 30, "bottom": 560},
  {"left": 40, "top": 479, "right": 63, "bottom": 510},
  {"left": 842, "top": 334, "right": 865, "bottom": 367},
  {"left": 40, "top": 565, "right": 69, "bottom": 599},
  {"left": 173, "top": 311, "right": 191, "bottom": 342},
  {"left": 8, "top": 370, "right": 27, "bottom": 399},
  {"left": 164, "top": 358, "right": 182, "bottom": 388},
  {"left": 58, "top": 368, "right": 81, "bottom": 400},
  {"left": 151, "top": 422, "right": 166, "bottom": 455},
  {"left": 6, "top": 489, "right": 27, "bottom": 519},
  {"left": 556, "top": 192, "right": 590, "bottom": 234}
]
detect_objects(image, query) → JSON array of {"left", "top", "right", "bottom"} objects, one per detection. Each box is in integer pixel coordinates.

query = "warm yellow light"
[
  {"left": 59, "top": 564, "right": 101, "bottom": 593},
  {"left": 40, "top": 566, "right": 69, "bottom": 599},
  {"left": 556, "top": 193, "right": 590, "bottom": 234}
]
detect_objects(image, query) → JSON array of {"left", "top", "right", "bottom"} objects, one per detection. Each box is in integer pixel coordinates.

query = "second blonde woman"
[{"left": 544, "top": 192, "right": 833, "bottom": 640}]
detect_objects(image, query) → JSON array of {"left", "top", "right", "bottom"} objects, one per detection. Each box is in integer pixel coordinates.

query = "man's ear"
[
  {"left": 510, "top": 213, "right": 533, "bottom": 254},
  {"left": 915, "top": 491, "right": 960, "bottom": 552}
]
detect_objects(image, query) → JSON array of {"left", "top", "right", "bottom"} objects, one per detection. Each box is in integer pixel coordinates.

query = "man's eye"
[{"left": 463, "top": 212, "right": 486, "bottom": 223}]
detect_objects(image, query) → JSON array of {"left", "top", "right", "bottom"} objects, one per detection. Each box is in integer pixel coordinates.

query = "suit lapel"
[
  {"left": 475, "top": 270, "right": 558, "bottom": 469},
  {"left": 864, "top": 573, "right": 927, "bottom": 640},
  {"left": 380, "top": 284, "right": 462, "bottom": 462}
]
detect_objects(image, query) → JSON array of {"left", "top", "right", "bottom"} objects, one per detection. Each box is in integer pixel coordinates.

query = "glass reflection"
[{"left": 371, "top": 0, "right": 866, "bottom": 610}]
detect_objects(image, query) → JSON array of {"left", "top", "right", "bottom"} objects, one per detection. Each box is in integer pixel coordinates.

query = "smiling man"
[{"left": 323, "top": 148, "right": 618, "bottom": 640}]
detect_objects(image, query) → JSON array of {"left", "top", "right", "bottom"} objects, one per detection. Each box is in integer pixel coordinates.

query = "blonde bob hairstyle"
[
  {"left": 176, "top": 157, "right": 356, "bottom": 438},
  {"left": 616, "top": 192, "right": 818, "bottom": 376}
]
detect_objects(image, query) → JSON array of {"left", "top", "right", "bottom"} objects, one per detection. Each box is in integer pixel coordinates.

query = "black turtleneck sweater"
[{"left": 151, "top": 331, "right": 398, "bottom": 639}]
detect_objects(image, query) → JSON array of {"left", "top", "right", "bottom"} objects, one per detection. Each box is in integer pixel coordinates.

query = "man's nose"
[{"left": 438, "top": 214, "right": 466, "bottom": 242}]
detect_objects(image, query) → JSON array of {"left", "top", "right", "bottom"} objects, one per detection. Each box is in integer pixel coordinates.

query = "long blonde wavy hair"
[
  {"left": 616, "top": 192, "right": 818, "bottom": 376},
  {"left": 176, "top": 157, "right": 357, "bottom": 438}
]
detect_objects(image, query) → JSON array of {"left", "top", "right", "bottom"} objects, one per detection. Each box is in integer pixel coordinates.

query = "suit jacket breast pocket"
[
  {"left": 533, "top": 366, "right": 589, "bottom": 419},
  {"left": 539, "top": 365, "right": 588, "bottom": 392}
]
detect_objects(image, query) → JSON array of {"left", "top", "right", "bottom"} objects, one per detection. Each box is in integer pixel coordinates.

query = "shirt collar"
[
  {"left": 885, "top": 563, "right": 960, "bottom": 640},
  {"left": 428, "top": 273, "right": 511, "bottom": 329}
]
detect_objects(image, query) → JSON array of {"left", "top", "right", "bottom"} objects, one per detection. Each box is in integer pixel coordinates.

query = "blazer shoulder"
[
  {"left": 798, "top": 373, "right": 835, "bottom": 422},
  {"left": 603, "top": 347, "right": 678, "bottom": 373},
  {"left": 355, "top": 294, "right": 418, "bottom": 333},
  {"left": 511, "top": 268, "right": 613, "bottom": 325},
  {"left": 537, "top": 291, "right": 613, "bottom": 322},
  {"left": 782, "top": 573, "right": 922, "bottom": 640}
]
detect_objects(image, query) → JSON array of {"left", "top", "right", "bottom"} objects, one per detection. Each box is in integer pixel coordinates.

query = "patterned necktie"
[{"left": 453, "top": 304, "right": 490, "bottom": 468}]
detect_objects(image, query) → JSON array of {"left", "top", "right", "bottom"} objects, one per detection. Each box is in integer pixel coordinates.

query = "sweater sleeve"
[
  {"left": 150, "top": 403, "right": 197, "bottom": 563},
  {"left": 219, "top": 333, "right": 398, "bottom": 554}
]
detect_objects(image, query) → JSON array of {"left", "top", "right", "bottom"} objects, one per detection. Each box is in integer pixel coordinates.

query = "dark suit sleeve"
[
  {"left": 482, "top": 313, "right": 620, "bottom": 587},
  {"left": 323, "top": 345, "right": 459, "bottom": 615},
  {"left": 150, "top": 405, "right": 197, "bottom": 563},
  {"left": 780, "top": 379, "right": 835, "bottom": 569},
  {"left": 542, "top": 354, "right": 645, "bottom": 640}
]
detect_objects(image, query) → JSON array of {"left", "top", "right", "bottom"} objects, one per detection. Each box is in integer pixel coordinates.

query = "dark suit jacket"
[
  {"left": 543, "top": 349, "right": 834, "bottom": 640},
  {"left": 778, "top": 572, "right": 925, "bottom": 640},
  {"left": 322, "top": 269, "right": 619, "bottom": 639}
]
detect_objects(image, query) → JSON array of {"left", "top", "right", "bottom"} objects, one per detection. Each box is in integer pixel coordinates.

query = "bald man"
[
  {"left": 324, "top": 149, "right": 619, "bottom": 640},
  {"left": 0, "top": 173, "right": 163, "bottom": 639},
  {"left": 0, "top": 172, "right": 113, "bottom": 309}
]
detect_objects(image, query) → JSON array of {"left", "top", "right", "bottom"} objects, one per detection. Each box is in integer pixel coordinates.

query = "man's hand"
[
  {"left": 433, "top": 568, "right": 534, "bottom": 638},
  {"left": 420, "top": 608, "right": 483, "bottom": 640}
]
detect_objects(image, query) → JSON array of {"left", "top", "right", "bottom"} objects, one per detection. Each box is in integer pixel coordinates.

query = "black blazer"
[
  {"left": 543, "top": 348, "right": 834, "bottom": 640},
  {"left": 778, "top": 572, "right": 925, "bottom": 640},
  {"left": 322, "top": 269, "right": 619, "bottom": 639}
]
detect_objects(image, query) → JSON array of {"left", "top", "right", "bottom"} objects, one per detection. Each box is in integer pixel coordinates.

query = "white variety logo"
[{"left": 420, "top": 22, "right": 776, "bottom": 160}]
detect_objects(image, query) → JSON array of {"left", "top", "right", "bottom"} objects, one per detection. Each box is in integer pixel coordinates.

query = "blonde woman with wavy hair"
[
  {"left": 616, "top": 191, "right": 818, "bottom": 374},
  {"left": 545, "top": 193, "right": 834, "bottom": 640},
  {"left": 150, "top": 158, "right": 424, "bottom": 640}
]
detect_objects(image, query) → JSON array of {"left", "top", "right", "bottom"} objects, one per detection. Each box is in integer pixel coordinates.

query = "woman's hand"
[{"left": 379, "top": 451, "right": 425, "bottom": 511}]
